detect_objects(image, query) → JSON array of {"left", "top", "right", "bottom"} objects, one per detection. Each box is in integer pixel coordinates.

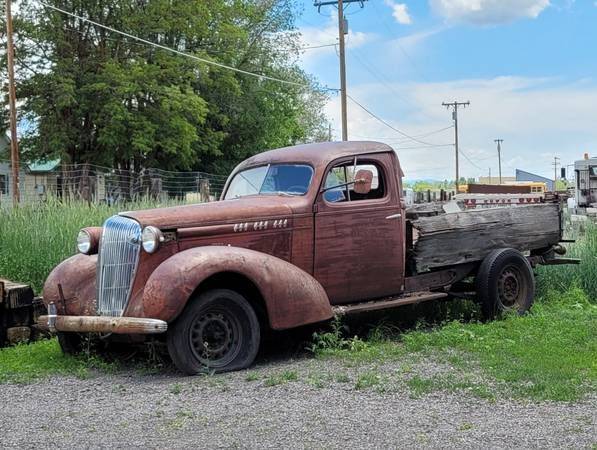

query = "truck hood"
[{"left": 120, "top": 196, "right": 307, "bottom": 229}]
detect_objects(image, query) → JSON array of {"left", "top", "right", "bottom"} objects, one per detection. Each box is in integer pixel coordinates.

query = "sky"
[{"left": 294, "top": 0, "right": 597, "bottom": 181}]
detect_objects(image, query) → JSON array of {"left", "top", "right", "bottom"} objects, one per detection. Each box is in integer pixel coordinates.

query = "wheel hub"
[
  {"left": 498, "top": 268, "right": 521, "bottom": 308},
  {"left": 191, "top": 312, "right": 236, "bottom": 363}
]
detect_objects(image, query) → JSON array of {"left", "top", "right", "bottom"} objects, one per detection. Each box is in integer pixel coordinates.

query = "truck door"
[{"left": 314, "top": 153, "right": 405, "bottom": 305}]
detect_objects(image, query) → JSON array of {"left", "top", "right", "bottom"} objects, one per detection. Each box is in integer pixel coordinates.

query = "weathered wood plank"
[{"left": 411, "top": 204, "right": 561, "bottom": 272}]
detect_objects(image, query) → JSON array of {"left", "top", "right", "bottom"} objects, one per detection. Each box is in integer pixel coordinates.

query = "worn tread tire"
[
  {"left": 476, "top": 248, "right": 535, "bottom": 321},
  {"left": 167, "top": 289, "right": 260, "bottom": 375}
]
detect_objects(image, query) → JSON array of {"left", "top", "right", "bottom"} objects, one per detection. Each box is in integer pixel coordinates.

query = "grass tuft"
[{"left": 0, "top": 338, "right": 117, "bottom": 384}]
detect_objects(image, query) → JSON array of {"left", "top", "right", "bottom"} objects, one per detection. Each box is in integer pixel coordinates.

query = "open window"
[{"left": 322, "top": 160, "right": 385, "bottom": 203}]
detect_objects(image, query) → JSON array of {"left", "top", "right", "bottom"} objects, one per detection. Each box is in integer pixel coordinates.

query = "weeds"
[
  {"left": 308, "top": 223, "right": 597, "bottom": 402},
  {"left": 0, "top": 198, "right": 181, "bottom": 292},
  {"left": 0, "top": 338, "right": 117, "bottom": 384},
  {"left": 264, "top": 370, "right": 298, "bottom": 387}
]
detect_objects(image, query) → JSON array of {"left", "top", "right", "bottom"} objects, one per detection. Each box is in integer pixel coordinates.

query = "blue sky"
[{"left": 294, "top": 0, "right": 597, "bottom": 180}]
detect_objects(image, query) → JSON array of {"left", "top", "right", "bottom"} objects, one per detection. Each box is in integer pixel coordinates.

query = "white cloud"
[
  {"left": 384, "top": 1, "right": 413, "bottom": 25},
  {"left": 326, "top": 77, "right": 597, "bottom": 180},
  {"left": 392, "top": 26, "right": 446, "bottom": 51},
  {"left": 429, "top": 0, "right": 550, "bottom": 25}
]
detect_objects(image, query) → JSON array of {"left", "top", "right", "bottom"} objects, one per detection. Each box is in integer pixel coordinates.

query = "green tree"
[{"left": 3, "top": 0, "right": 328, "bottom": 172}]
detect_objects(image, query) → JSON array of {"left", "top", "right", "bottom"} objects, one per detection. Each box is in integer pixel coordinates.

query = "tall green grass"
[
  {"left": 537, "top": 221, "right": 597, "bottom": 300},
  {"left": 0, "top": 199, "right": 177, "bottom": 292}
]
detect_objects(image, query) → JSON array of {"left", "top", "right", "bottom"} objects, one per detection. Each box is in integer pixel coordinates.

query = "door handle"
[{"left": 386, "top": 213, "right": 402, "bottom": 220}]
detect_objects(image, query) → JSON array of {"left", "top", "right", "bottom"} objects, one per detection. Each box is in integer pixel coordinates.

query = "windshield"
[{"left": 224, "top": 164, "right": 313, "bottom": 199}]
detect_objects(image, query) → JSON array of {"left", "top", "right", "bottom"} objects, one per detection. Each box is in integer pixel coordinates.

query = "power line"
[
  {"left": 351, "top": 125, "right": 454, "bottom": 143},
  {"left": 38, "top": 1, "right": 339, "bottom": 91},
  {"left": 395, "top": 143, "right": 454, "bottom": 150},
  {"left": 299, "top": 43, "right": 338, "bottom": 50},
  {"left": 314, "top": 0, "right": 369, "bottom": 140},
  {"left": 459, "top": 148, "right": 483, "bottom": 170},
  {"left": 347, "top": 95, "right": 444, "bottom": 146},
  {"left": 348, "top": 47, "right": 439, "bottom": 123}
]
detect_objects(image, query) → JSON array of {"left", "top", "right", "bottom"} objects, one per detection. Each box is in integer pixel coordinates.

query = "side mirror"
[{"left": 353, "top": 169, "right": 373, "bottom": 195}]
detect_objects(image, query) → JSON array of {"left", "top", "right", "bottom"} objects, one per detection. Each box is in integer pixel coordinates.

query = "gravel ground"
[{"left": 0, "top": 354, "right": 595, "bottom": 449}]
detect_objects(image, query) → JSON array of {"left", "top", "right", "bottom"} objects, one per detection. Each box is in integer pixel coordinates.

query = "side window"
[
  {"left": 323, "top": 161, "right": 385, "bottom": 203},
  {"left": 0, "top": 174, "right": 7, "bottom": 196}
]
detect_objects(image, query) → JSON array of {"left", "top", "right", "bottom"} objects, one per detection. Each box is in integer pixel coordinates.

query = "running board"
[{"left": 332, "top": 292, "right": 448, "bottom": 316}]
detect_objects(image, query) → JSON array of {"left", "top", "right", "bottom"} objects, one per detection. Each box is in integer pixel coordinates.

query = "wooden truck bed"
[{"left": 408, "top": 203, "right": 562, "bottom": 272}]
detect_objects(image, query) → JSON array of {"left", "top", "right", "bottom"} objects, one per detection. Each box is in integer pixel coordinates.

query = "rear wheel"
[
  {"left": 476, "top": 248, "right": 535, "bottom": 320},
  {"left": 167, "top": 289, "right": 260, "bottom": 374}
]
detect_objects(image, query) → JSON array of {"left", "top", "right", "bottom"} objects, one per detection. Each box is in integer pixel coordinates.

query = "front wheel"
[
  {"left": 167, "top": 289, "right": 260, "bottom": 374},
  {"left": 476, "top": 248, "right": 535, "bottom": 320},
  {"left": 57, "top": 332, "right": 85, "bottom": 355}
]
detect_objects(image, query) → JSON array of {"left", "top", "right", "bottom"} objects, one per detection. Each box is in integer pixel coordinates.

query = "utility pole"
[
  {"left": 442, "top": 101, "right": 470, "bottom": 191},
  {"left": 314, "top": 0, "right": 368, "bottom": 141},
  {"left": 328, "top": 123, "right": 333, "bottom": 141},
  {"left": 488, "top": 167, "right": 491, "bottom": 185},
  {"left": 494, "top": 139, "right": 503, "bottom": 184},
  {"left": 552, "top": 156, "right": 560, "bottom": 192},
  {"left": 5, "top": 0, "right": 20, "bottom": 204}
]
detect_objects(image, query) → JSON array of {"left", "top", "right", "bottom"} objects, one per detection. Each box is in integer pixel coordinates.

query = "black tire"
[
  {"left": 476, "top": 248, "right": 535, "bottom": 320},
  {"left": 57, "top": 332, "right": 85, "bottom": 355},
  {"left": 167, "top": 289, "right": 260, "bottom": 374}
]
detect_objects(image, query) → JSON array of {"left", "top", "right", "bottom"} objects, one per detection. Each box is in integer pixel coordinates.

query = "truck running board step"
[{"left": 332, "top": 292, "right": 448, "bottom": 316}]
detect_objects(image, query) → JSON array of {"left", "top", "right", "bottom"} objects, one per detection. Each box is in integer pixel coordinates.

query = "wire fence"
[{"left": 0, "top": 160, "right": 229, "bottom": 207}]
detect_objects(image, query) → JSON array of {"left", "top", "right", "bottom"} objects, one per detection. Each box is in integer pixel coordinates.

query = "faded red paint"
[
  {"left": 43, "top": 254, "right": 97, "bottom": 316},
  {"left": 142, "top": 246, "right": 333, "bottom": 329},
  {"left": 43, "top": 141, "right": 410, "bottom": 333}
]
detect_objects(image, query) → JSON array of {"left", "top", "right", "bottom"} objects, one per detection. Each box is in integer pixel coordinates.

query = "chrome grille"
[{"left": 97, "top": 215, "right": 142, "bottom": 316}]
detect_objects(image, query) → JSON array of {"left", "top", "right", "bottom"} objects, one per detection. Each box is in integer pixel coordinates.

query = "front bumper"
[{"left": 38, "top": 311, "right": 167, "bottom": 335}]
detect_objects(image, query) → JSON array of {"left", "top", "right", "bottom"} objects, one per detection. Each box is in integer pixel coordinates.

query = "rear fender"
[{"left": 142, "top": 246, "right": 333, "bottom": 330}]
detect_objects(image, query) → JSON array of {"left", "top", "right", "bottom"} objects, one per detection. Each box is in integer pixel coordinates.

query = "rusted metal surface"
[
  {"left": 41, "top": 140, "right": 573, "bottom": 345},
  {"left": 313, "top": 152, "right": 406, "bottom": 304},
  {"left": 333, "top": 291, "right": 448, "bottom": 316},
  {"left": 37, "top": 314, "right": 167, "bottom": 334},
  {"left": 122, "top": 196, "right": 299, "bottom": 229},
  {"left": 404, "top": 263, "right": 476, "bottom": 293},
  {"left": 468, "top": 184, "right": 531, "bottom": 194},
  {"left": 42, "top": 254, "right": 98, "bottom": 316},
  {"left": 141, "top": 246, "right": 333, "bottom": 330}
]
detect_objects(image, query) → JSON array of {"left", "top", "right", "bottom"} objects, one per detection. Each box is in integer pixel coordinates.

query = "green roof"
[{"left": 27, "top": 159, "right": 61, "bottom": 173}]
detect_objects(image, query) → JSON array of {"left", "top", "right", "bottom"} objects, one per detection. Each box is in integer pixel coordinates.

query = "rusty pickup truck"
[{"left": 39, "top": 141, "right": 572, "bottom": 373}]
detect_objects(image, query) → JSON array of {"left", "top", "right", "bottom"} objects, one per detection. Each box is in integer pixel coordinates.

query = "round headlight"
[
  {"left": 142, "top": 226, "right": 164, "bottom": 254},
  {"left": 77, "top": 229, "right": 92, "bottom": 254}
]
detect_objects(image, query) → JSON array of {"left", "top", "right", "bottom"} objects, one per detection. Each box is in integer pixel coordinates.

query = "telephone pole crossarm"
[{"left": 314, "top": 0, "right": 366, "bottom": 6}]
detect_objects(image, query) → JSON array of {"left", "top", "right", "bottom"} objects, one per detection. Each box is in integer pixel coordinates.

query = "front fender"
[
  {"left": 142, "top": 246, "right": 333, "bottom": 330},
  {"left": 42, "top": 254, "right": 97, "bottom": 316}
]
